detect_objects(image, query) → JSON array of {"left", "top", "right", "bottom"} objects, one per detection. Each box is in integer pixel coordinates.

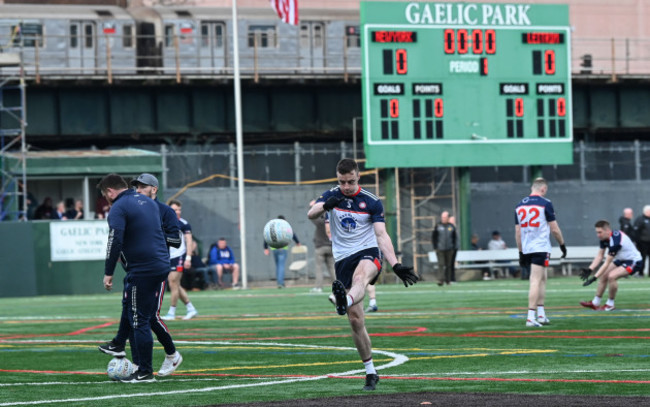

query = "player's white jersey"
[
  {"left": 601, "top": 230, "right": 642, "bottom": 262},
  {"left": 317, "top": 186, "right": 384, "bottom": 262},
  {"left": 515, "top": 195, "right": 557, "bottom": 254},
  {"left": 169, "top": 217, "right": 191, "bottom": 259}
]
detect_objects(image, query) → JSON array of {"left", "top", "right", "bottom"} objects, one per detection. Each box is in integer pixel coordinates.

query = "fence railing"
[{"left": 1, "top": 33, "right": 649, "bottom": 83}]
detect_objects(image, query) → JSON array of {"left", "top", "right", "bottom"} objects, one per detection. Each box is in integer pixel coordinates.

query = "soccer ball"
[
  {"left": 107, "top": 357, "right": 135, "bottom": 380},
  {"left": 263, "top": 218, "right": 293, "bottom": 249}
]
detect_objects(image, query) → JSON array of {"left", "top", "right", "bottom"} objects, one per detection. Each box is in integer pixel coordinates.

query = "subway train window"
[
  {"left": 248, "top": 25, "right": 276, "bottom": 48},
  {"left": 313, "top": 23, "right": 323, "bottom": 48},
  {"left": 164, "top": 24, "right": 174, "bottom": 47},
  {"left": 214, "top": 24, "right": 224, "bottom": 48},
  {"left": 70, "top": 24, "right": 79, "bottom": 48},
  {"left": 84, "top": 23, "right": 93, "bottom": 48},
  {"left": 12, "top": 23, "right": 43, "bottom": 47},
  {"left": 123, "top": 24, "right": 134, "bottom": 48},
  {"left": 201, "top": 22, "right": 225, "bottom": 48},
  {"left": 299, "top": 23, "right": 309, "bottom": 48},
  {"left": 346, "top": 26, "right": 360, "bottom": 48}
]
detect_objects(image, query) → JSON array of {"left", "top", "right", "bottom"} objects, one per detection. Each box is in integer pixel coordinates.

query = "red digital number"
[
  {"left": 485, "top": 29, "right": 496, "bottom": 54},
  {"left": 545, "top": 50, "right": 555, "bottom": 75},
  {"left": 395, "top": 49, "right": 408, "bottom": 74},
  {"left": 444, "top": 29, "right": 455, "bottom": 54},
  {"left": 389, "top": 99, "right": 399, "bottom": 118},
  {"left": 472, "top": 29, "right": 483, "bottom": 54},
  {"left": 434, "top": 99, "right": 443, "bottom": 117},
  {"left": 515, "top": 98, "right": 524, "bottom": 117},
  {"left": 480, "top": 57, "right": 488, "bottom": 76},
  {"left": 518, "top": 207, "right": 541, "bottom": 228},
  {"left": 557, "top": 97, "right": 566, "bottom": 117},
  {"left": 457, "top": 29, "right": 468, "bottom": 54}
]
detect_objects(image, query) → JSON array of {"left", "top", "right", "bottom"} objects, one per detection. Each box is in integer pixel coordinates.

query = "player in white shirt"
[
  {"left": 579, "top": 220, "right": 643, "bottom": 311},
  {"left": 161, "top": 199, "right": 199, "bottom": 321},
  {"left": 308, "top": 158, "right": 418, "bottom": 391},
  {"left": 515, "top": 178, "right": 566, "bottom": 327}
]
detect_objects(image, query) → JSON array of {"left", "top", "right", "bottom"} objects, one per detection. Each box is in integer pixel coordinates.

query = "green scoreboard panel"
[{"left": 361, "top": 2, "right": 573, "bottom": 168}]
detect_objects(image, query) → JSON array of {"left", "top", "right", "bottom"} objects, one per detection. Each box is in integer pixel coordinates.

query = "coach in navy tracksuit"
[
  {"left": 99, "top": 173, "right": 170, "bottom": 383},
  {"left": 100, "top": 173, "right": 184, "bottom": 377}
]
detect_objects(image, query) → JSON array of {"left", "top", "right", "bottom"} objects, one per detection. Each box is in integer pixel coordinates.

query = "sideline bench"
[{"left": 428, "top": 246, "right": 597, "bottom": 277}]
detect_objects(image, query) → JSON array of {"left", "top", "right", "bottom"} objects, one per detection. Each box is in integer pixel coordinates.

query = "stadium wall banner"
[{"left": 49, "top": 221, "right": 109, "bottom": 261}]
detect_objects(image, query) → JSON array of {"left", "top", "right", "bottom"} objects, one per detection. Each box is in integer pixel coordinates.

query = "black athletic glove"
[
  {"left": 519, "top": 251, "right": 526, "bottom": 267},
  {"left": 392, "top": 263, "right": 418, "bottom": 287},
  {"left": 583, "top": 276, "right": 597, "bottom": 286},
  {"left": 560, "top": 244, "right": 567, "bottom": 259},
  {"left": 323, "top": 196, "right": 345, "bottom": 211},
  {"left": 579, "top": 267, "right": 593, "bottom": 281}
]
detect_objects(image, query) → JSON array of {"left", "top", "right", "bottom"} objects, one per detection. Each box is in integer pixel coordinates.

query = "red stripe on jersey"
[{"left": 335, "top": 208, "right": 370, "bottom": 215}]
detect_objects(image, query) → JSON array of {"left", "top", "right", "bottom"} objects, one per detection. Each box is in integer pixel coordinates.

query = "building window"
[{"left": 248, "top": 25, "right": 276, "bottom": 48}]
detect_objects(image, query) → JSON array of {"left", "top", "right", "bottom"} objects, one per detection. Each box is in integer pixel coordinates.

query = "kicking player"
[
  {"left": 99, "top": 173, "right": 183, "bottom": 377},
  {"left": 161, "top": 199, "right": 199, "bottom": 321},
  {"left": 308, "top": 158, "right": 418, "bottom": 391},
  {"left": 515, "top": 177, "right": 567, "bottom": 327},
  {"left": 580, "top": 219, "right": 643, "bottom": 311}
]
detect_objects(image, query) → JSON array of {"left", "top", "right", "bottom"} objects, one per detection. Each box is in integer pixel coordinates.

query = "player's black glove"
[
  {"left": 323, "top": 196, "right": 344, "bottom": 211},
  {"left": 583, "top": 276, "right": 597, "bottom": 286},
  {"left": 579, "top": 267, "right": 593, "bottom": 281},
  {"left": 560, "top": 244, "right": 567, "bottom": 259},
  {"left": 518, "top": 251, "right": 526, "bottom": 267},
  {"left": 392, "top": 263, "right": 418, "bottom": 287}
]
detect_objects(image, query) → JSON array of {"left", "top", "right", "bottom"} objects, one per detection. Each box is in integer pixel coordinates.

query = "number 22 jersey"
[{"left": 515, "top": 195, "right": 557, "bottom": 254}]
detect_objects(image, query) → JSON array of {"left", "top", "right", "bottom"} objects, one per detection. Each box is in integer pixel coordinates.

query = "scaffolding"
[
  {"left": 0, "top": 46, "right": 27, "bottom": 221},
  {"left": 408, "top": 168, "right": 456, "bottom": 278}
]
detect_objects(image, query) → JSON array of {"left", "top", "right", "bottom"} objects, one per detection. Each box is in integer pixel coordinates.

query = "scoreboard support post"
[
  {"left": 383, "top": 168, "right": 398, "bottom": 258},
  {"left": 458, "top": 168, "right": 471, "bottom": 250}
]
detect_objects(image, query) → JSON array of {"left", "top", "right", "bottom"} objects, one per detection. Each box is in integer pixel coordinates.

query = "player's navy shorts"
[
  {"left": 334, "top": 247, "right": 382, "bottom": 289},
  {"left": 522, "top": 252, "right": 550, "bottom": 267},
  {"left": 170, "top": 254, "right": 186, "bottom": 272},
  {"left": 613, "top": 259, "right": 644, "bottom": 275}
]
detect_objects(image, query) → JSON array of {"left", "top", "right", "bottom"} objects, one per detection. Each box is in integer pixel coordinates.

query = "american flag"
[{"left": 270, "top": 0, "right": 299, "bottom": 26}]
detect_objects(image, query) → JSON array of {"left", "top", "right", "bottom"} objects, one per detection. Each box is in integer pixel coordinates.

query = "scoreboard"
[{"left": 361, "top": 2, "right": 573, "bottom": 168}]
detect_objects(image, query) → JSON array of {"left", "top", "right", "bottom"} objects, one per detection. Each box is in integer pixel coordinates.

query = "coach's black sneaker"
[
  {"left": 363, "top": 373, "right": 379, "bottom": 390},
  {"left": 120, "top": 371, "right": 156, "bottom": 383},
  {"left": 98, "top": 340, "right": 126, "bottom": 357},
  {"left": 331, "top": 280, "right": 348, "bottom": 316}
]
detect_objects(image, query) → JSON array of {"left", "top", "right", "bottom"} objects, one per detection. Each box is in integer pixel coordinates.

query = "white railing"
[{"left": 1, "top": 33, "right": 649, "bottom": 82}]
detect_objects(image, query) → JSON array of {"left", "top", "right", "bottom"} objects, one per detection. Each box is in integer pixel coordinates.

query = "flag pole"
[{"left": 232, "top": 0, "right": 247, "bottom": 289}]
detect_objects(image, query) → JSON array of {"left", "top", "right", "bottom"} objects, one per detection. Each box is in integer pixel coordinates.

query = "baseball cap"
[
  {"left": 130, "top": 173, "right": 159, "bottom": 188},
  {"left": 492, "top": 230, "right": 500, "bottom": 236}
]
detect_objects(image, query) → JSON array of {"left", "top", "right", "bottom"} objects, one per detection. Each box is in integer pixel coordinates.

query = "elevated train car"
[
  {"left": 0, "top": 4, "right": 137, "bottom": 76},
  {"left": 0, "top": 4, "right": 361, "bottom": 78}
]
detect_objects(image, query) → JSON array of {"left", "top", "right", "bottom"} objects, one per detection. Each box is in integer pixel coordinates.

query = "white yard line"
[{"left": 0, "top": 341, "right": 408, "bottom": 407}]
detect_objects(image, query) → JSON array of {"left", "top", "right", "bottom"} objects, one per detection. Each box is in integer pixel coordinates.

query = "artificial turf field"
[{"left": 1, "top": 277, "right": 650, "bottom": 406}]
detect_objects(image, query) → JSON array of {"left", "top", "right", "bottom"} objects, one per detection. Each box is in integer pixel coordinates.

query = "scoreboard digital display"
[{"left": 361, "top": 2, "right": 573, "bottom": 168}]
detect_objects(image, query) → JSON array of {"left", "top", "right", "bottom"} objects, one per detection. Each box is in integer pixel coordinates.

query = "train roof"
[
  {"left": 138, "top": 6, "right": 359, "bottom": 21},
  {"left": 0, "top": 4, "right": 134, "bottom": 20}
]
